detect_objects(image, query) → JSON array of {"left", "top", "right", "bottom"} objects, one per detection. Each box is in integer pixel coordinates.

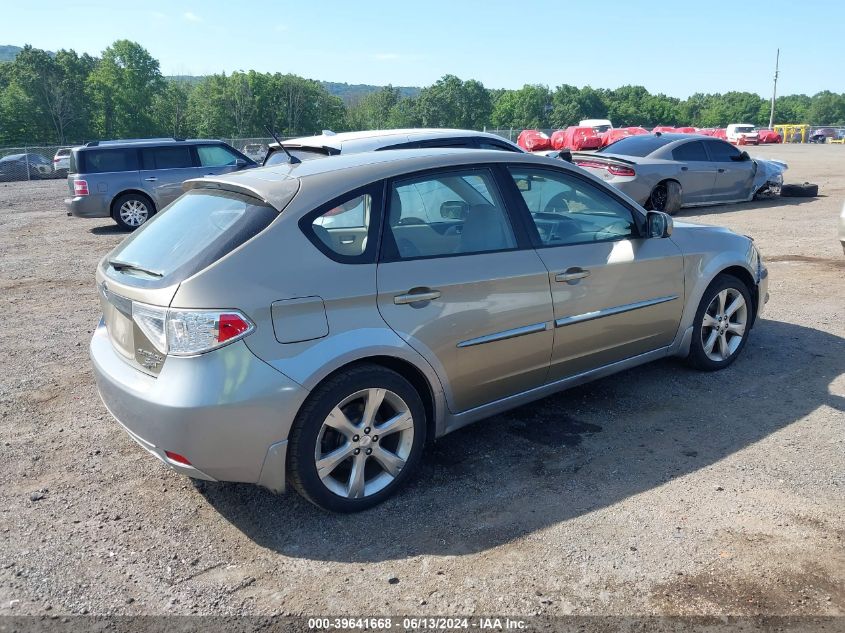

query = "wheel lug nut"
[
  {"left": 353, "top": 435, "right": 359, "bottom": 442},
  {"left": 364, "top": 427, "right": 371, "bottom": 434},
  {"left": 372, "top": 435, "right": 378, "bottom": 442},
  {"left": 354, "top": 448, "right": 360, "bottom": 455},
  {"left": 365, "top": 448, "right": 372, "bottom": 455}
]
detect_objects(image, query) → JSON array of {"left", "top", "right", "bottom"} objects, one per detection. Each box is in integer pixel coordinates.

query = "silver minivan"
[
  {"left": 91, "top": 149, "right": 768, "bottom": 512},
  {"left": 65, "top": 138, "right": 256, "bottom": 230}
]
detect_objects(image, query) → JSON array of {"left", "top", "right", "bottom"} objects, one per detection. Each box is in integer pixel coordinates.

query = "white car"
[
  {"left": 579, "top": 118, "right": 614, "bottom": 134},
  {"left": 726, "top": 124, "right": 759, "bottom": 145},
  {"left": 53, "top": 148, "right": 71, "bottom": 174},
  {"left": 263, "top": 129, "right": 523, "bottom": 165},
  {"left": 242, "top": 143, "right": 267, "bottom": 163}
]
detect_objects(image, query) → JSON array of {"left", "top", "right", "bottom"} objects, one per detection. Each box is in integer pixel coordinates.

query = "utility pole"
[{"left": 768, "top": 48, "right": 780, "bottom": 129}]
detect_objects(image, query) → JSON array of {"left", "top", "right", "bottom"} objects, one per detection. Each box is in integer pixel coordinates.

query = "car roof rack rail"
[{"left": 83, "top": 137, "right": 186, "bottom": 147}]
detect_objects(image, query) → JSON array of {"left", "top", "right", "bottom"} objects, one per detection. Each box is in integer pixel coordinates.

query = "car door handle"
[
  {"left": 393, "top": 289, "right": 441, "bottom": 305},
  {"left": 340, "top": 237, "right": 355, "bottom": 244},
  {"left": 680, "top": 166, "right": 688, "bottom": 171},
  {"left": 717, "top": 168, "right": 726, "bottom": 173},
  {"left": 555, "top": 268, "right": 591, "bottom": 283},
  {"left": 144, "top": 177, "right": 158, "bottom": 182}
]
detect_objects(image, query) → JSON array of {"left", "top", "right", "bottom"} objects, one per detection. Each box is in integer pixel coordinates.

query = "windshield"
[
  {"left": 107, "top": 190, "right": 277, "bottom": 285},
  {"left": 264, "top": 147, "right": 330, "bottom": 165},
  {"left": 736, "top": 126, "right": 755, "bottom": 133},
  {"left": 597, "top": 135, "right": 674, "bottom": 157},
  {"left": 593, "top": 125, "right": 612, "bottom": 133}
]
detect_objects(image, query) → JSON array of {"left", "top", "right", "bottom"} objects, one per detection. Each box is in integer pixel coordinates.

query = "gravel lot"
[{"left": 0, "top": 144, "right": 843, "bottom": 620}]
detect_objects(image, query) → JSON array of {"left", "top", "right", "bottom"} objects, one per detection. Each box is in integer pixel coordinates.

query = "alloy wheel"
[
  {"left": 119, "top": 200, "right": 150, "bottom": 227},
  {"left": 701, "top": 288, "right": 748, "bottom": 362},
  {"left": 315, "top": 388, "right": 415, "bottom": 499}
]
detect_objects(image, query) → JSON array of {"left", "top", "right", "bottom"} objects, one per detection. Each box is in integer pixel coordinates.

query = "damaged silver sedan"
[{"left": 573, "top": 133, "right": 787, "bottom": 215}]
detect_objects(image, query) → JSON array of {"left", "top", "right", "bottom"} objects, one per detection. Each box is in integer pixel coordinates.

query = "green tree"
[
  {"left": 417, "top": 75, "right": 491, "bottom": 129},
  {"left": 87, "top": 40, "right": 164, "bottom": 138},
  {"left": 807, "top": 91, "right": 845, "bottom": 125},
  {"left": 491, "top": 84, "right": 551, "bottom": 129},
  {"left": 152, "top": 78, "right": 192, "bottom": 138},
  {"left": 346, "top": 86, "right": 402, "bottom": 130}
]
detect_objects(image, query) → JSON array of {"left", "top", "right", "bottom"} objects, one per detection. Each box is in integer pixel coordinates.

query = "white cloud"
[{"left": 183, "top": 11, "right": 202, "bottom": 22}]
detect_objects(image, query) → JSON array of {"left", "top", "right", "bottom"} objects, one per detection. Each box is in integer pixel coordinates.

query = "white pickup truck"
[{"left": 726, "top": 123, "right": 759, "bottom": 145}]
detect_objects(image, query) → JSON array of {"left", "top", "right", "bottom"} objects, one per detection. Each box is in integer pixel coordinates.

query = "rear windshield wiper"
[{"left": 108, "top": 259, "right": 164, "bottom": 278}]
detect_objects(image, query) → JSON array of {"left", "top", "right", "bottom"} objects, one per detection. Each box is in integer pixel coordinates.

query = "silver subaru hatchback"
[{"left": 91, "top": 149, "right": 768, "bottom": 512}]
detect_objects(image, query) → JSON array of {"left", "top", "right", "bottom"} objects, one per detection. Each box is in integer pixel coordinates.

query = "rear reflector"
[
  {"left": 164, "top": 450, "right": 192, "bottom": 466},
  {"left": 73, "top": 179, "right": 89, "bottom": 196}
]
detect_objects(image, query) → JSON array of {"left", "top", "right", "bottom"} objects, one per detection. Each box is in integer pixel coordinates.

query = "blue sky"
[{"left": 7, "top": 0, "right": 843, "bottom": 97}]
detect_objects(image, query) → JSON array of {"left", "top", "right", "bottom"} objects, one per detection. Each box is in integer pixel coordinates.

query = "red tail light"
[
  {"left": 73, "top": 179, "right": 89, "bottom": 196},
  {"left": 574, "top": 160, "right": 635, "bottom": 177},
  {"left": 164, "top": 450, "right": 192, "bottom": 466},
  {"left": 217, "top": 313, "right": 251, "bottom": 343},
  {"left": 608, "top": 164, "right": 636, "bottom": 176}
]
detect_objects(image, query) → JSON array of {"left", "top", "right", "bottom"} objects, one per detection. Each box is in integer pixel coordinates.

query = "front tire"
[
  {"left": 647, "top": 180, "right": 682, "bottom": 215},
  {"left": 288, "top": 364, "right": 427, "bottom": 513},
  {"left": 686, "top": 274, "right": 753, "bottom": 371},
  {"left": 112, "top": 193, "right": 155, "bottom": 230}
]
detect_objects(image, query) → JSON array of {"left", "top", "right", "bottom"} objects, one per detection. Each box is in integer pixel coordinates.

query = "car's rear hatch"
[{"left": 96, "top": 177, "right": 298, "bottom": 376}]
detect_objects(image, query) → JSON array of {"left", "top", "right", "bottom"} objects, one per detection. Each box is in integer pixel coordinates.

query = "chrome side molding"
[
  {"left": 555, "top": 295, "right": 678, "bottom": 328},
  {"left": 457, "top": 322, "right": 549, "bottom": 348}
]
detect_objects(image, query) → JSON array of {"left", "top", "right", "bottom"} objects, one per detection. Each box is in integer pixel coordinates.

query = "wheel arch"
[
  {"left": 299, "top": 355, "right": 439, "bottom": 446},
  {"left": 110, "top": 189, "right": 157, "bottom": 218},
  {"left": 647, "top": 178, "right": 683, "bottom": 210}
]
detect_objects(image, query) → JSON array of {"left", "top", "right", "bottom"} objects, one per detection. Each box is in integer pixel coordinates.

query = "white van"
[
  {"left": 579, "top": 119, "right": 614, "bottom": 133},
  {"left": 726, "top": 124, "right": 759, "bottom": 145}
]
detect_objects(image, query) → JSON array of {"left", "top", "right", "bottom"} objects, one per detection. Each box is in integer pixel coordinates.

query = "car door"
[
  {"left": 670, "top": 140, "right": 717, "bottom": 203},
  {"left": 703, "top": 140, "right": 756, "bottom": 201},
  {"left": 503, "top": 165, "right": 684, "bottom": 381},
  {"left": 196, "top": 143, "right": 249, "bottom": 177},
  {"left": 376, "top": 167, "right": 555, "bottom": 413},
  {"left": 139, "top": 145, "right": 198, "bottom": 208}
]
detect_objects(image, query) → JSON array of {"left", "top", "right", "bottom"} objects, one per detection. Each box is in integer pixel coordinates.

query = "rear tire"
[
  {"left": 288, "top": 364, "right": 427, "bottom": 513},
  {"left": 647, "top": 180, "right": 682, "bottom": 215},
  {"left": 112, "top": 193, "right": 155, "bottom": 231},
  {"left": 781, "top": 182, "right": 818, "bottom": 197},
  {"left": 686, "top": 274, "right": 753, "bottom": 371}
]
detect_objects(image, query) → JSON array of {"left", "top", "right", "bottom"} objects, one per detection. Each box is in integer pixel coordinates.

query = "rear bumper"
[
  {"left": 90, "top": 320, "right": 309, "bottom": 491},
  {"left": 65, "top": 195, "right": 110, "bottom": 218}
]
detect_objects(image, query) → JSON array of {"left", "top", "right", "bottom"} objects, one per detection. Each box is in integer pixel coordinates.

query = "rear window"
[
  {"left": 106, "top": 190, "right": 277, "bottom": 285},
  {"left": 141, "top": 146, "right": 195, "bottom": 170},
  {"left": 265, "top": 147, "right": 330, "bottom": 165},
  {"left": 56, "top": 149, "right": 70, "bottom": 157},
  {"left": 598, "top": 135, "right": 674, "bottom": 157},
  {"left": 74, "top": 148, "right": 139, "bottom": 174}
]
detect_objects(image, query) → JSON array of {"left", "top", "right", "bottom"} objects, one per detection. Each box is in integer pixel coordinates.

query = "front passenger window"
[
  {"left": 197, "top": 145, "right": 240, "bottom": 167},
  {"left": 508, "top": 168, "right": 636, "bottom": 246}
]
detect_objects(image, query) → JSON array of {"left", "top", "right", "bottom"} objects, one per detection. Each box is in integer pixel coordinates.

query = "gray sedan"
[{"left": 573, "top": 134, "right": 787, "bottom": 214}]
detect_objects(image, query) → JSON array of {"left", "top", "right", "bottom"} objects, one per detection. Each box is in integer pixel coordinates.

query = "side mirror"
[
  {"left": 647, "top": 211, "right": 673, "bottom": 238},
  {"left": 234, "top": 158, "right": 248, "bottom": 169}
]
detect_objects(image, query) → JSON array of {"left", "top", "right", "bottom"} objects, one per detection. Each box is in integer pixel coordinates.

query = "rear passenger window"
[
  {"left": 672, "top": 141, "right": 708, "bottom": 162},
  {"left": 384, "top": 170, "right": 517, "bottom": 260},
  {"left": 197, "top": 145, "right": 240, "bottom": 167},
  {"left": 310, "top": 193, "right": 371, "bottom": 258},
  {"left": 81, "top": 149, "right": 139, "bottom": 173},
  {"left": 141, "top": 146, "right": 194, "bottom": 170}
]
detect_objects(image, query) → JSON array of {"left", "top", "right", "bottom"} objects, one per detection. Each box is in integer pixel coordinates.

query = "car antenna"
[{"left": 264, "top": 125, "right": 300, "bottom": 164}]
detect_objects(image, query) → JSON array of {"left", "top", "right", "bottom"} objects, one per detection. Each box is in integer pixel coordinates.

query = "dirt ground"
[{"left": 0, "top": 144, "right": 843, "bottom": 620}]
